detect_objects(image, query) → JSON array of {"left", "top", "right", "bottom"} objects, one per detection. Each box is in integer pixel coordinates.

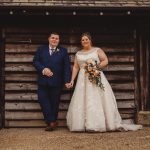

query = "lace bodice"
[{"left": 76, "top": 47, "right": 100, "bottom": 68}]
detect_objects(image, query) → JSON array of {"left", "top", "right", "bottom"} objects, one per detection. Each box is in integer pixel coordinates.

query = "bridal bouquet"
[{"left": 84, "top": 59, "right": 104, "bottom": 90}]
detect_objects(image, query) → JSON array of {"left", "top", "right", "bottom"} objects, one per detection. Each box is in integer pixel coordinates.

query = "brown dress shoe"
[
  {"left": 50, "top": 122, "right": 58, "bottom": 129},
  {"left": 45, "top": 125, "right": 54, "bottom": 131}
]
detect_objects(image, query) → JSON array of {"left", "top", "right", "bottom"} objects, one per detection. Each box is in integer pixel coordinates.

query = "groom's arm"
[
  {"left": 33, "top": 47, "right": 45, "bottom": 74},
  {"left": 63, "top": 48, "right": 71, "bottom": 84}
]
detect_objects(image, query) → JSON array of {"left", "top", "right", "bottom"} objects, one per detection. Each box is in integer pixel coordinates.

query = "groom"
[{"left": 33, "top": 32, "right": 71, "bottom": 131}]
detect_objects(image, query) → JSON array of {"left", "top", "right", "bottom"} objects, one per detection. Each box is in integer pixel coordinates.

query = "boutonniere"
[
  {"left": 53, "top": 48, "right": 59, "bottom": 53},
  {"left": 56, "top": 48, "right": 60, "bottom": 52}
]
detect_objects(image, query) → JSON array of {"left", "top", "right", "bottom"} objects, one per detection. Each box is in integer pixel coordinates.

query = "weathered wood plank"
[
  {"left": 117, "top": 101, "right": 135, "bottom": 109},
  {"left": 5, "top": 64, "right": 35, "bottom": 72},
  {"left": 114, "top": 92, "right": 134, "bottom": 100},
  {"left": 5, "top": 74, "right": 37, "bottom": 81},
  {"left": 5, "top": 27, "right": 134, "bottom": 34},
  {"left": 5, "top": 102, "right": 69, "bottom": 110},
  {"left": 108, "top": 55, "right": 134, "bottom": 63},
  {"left": 106, "top": 74, "right": 134, "bottom": 81},
  {"left": 5, "top": 102, "right": 42, "bottom": 110},
  {"left": 104, "top": 65, "right": 134, "bottom": 71},
  {"left": 5, "top": 44, "right": 40, "bottom": 53},
  {"left": 70, "top": 54, "right": 134, "bottom": 63},
  {"left": 100, "top": 46, "right": 134, "bottom": 53},
  {"left": 5, "top": 119, "right": 134, "bottom": 127},
  {"left": 5, "top": 64, "right": 134, "bottom": 72},
  {"left": 5, "top": 44, "right": 134, "bottom": 53},
  {"left": 5, "top": 54, "right": 134, "bottom": 63},
  {"left": 5, "top": 100, "right": 135, "bottom": 111},
  {"left": 5, "top": 93, "right": 71, "bottom": 101},
  {"left": 5, "top": 111, "right": 134, "bottom": 120},
  {"left": 5, "top": 120, "right": 66, "bottom": 127},
  {"left": 5, "top": 93, "right": 37, "bottom": 101},
  {"left": 5, "top": 44, "right": 81, "bottom": 53},
  {"left": 5, "top": 111, "right": 66, "bottom": 120},
  {"left": 5, "top": 34, "right": 134, "bottom": 44},
  {"left": 5, "top": 92, "right": 134, "bottom": 101},
  {"left": 5, "top": 82, "right": 134, "bottom": 91},
  {"left": 5, "top": 83, "right": 37, "bottom": 91},
  {"left": 5, "top": 83, "right": 70, "bottom": 92},
  {"left": 5, "top": 54, "right": 34, "bottom": 63},
  {"left": 110, "top": 83, "right": 134, "bottom": 90},
  {"left": 5, "top": 73, "right": 134, "bottom": 82}
]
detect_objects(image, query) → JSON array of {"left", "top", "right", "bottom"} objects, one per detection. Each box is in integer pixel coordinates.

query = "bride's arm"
[
  {"left": 97, "top": 48, "right": 108, "bottom": 69},
  {"left": 70, "top": 56, "right": 80, "bottom": 86}
]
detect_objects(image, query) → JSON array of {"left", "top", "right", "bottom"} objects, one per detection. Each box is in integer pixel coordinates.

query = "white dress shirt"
[{"left": 49, "top": 45, "right": 56, "bottom": 56}]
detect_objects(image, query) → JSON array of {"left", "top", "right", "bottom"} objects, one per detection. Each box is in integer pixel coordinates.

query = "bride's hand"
[
  {"left": 65, "top": 80, "right": 74, "bottom": 89},
  {"left": 67, "top": 80, "right": 74, "bottom": 88},
  {"left": 70, "top": 80, "right": 74, "bottom": 87}
]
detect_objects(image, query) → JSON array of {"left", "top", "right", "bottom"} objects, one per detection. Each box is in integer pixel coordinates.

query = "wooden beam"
[
  {"left": 136, "top": 21, "right": 150, "bottom": 111},
  {"left": 0, "top": 28, "right": 5, "bottom": 128},
  {"left": 0, "top": 7, "right": 150, "bottom": 17}
]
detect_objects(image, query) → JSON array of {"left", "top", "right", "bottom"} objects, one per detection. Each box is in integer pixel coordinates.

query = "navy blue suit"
[{"left": 33, "top": 44, "right": 71, "bottom": 123}]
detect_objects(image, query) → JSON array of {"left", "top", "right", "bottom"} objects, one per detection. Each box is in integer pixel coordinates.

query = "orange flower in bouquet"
[{"left": 84, "top": 59, "right": 104, "bottom": 90}]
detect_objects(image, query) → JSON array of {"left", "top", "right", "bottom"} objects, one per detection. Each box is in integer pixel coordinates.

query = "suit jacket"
[{"left": 33, "top": 44, "right": 71, "bottom": 87}]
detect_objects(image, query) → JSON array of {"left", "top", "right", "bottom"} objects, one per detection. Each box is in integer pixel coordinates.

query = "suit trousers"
[{"left": 38, "top": 85, "right": 62, "bottom": 123}]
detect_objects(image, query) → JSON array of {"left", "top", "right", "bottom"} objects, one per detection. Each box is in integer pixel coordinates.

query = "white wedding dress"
[{"left": 66, "top": 47, "right": 142, "bottom": 132}]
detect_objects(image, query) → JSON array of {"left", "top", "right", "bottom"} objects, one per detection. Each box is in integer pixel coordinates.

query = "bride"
[{"left": 66, "top": 32, "right": 142, "bottom": 132}]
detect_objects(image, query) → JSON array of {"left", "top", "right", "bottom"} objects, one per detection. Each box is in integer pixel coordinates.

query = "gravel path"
[{"left": 0, "top": 127, "right": 150, "bottom": 150}]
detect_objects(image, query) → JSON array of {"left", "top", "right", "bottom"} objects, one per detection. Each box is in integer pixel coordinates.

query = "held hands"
[
  {"left": 65, "top": 80, "right": 74, "bottom": 89},
  {"left": 42, "top": 68, "right": 53, "bottom": 77}
]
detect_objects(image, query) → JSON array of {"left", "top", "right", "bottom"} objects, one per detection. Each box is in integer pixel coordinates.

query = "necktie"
[{"left": 50, "top": 48, "right": 55, "bottom": 55}]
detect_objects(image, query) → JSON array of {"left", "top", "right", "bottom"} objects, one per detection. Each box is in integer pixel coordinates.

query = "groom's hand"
[
  {"left": 65, "top": 83, "right": 72, "bottom": 89},
  {"left": 42, "top": 68, "right": 53, "bottom": 77},
  {"left": 65, "top": 81, "right": 74, "bottom": 88},
  {"left": 65, "top": 83, "right": 70, "bottom": 89}
]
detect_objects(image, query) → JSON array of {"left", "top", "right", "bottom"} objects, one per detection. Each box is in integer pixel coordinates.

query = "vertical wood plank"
[
  {"left": 137, "top": 22, "right": 150, "bottom": 111},
  {"left": 0, "top": 28, "right": 5, "bottom": 128}
]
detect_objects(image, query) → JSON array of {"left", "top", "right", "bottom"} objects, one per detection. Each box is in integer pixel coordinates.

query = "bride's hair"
[{"left": 81, "top": 32, "right": 92, "bottom": 41}]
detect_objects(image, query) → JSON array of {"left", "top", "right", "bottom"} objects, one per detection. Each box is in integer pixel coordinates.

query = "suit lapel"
[
  {"left": 46, "top": 45, "right": 61, "bottom": 59},
  {"left": 44, "top": 45, "right": 51, "bottom": 60},
  {"left": 51, "top": 46, "right": 60, "bottom": 56}
]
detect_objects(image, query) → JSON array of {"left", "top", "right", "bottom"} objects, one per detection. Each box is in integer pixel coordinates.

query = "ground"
[{"left": 0, "top": 127, "right": 150, "bottom": 150}]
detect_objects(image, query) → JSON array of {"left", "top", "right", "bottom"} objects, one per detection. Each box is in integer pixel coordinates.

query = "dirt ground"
[{"left": 0, "top": 127, "right": 150, "bottom": 150}]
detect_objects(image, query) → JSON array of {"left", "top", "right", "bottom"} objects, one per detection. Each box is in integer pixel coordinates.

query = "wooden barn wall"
[{"left": 3, "top": 23, "right": 137, "bottom": 127}]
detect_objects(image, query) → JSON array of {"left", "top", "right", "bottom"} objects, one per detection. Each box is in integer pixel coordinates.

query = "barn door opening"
[{"left": 3, "top": 16, "right": 138, "bottom": 127}]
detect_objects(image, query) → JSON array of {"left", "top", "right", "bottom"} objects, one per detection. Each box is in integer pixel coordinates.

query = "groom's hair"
[{"left": 48, "top": 32, "right": 60, "bottom": 37}]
